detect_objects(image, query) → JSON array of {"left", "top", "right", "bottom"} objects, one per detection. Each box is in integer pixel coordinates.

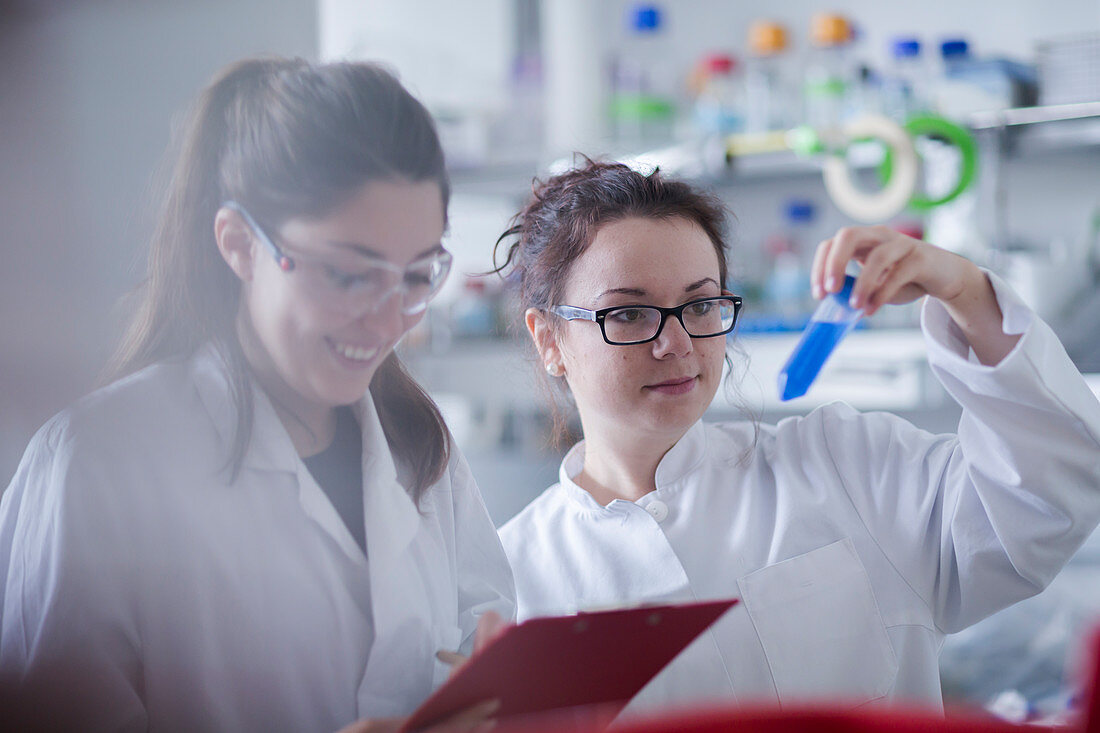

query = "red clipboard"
[{"left": 402, "top": 598, "right": 738, "bottom": 732}]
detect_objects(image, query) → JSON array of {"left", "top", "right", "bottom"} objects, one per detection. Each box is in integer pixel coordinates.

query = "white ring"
[{"left": 822, "top": 114, "right": 918, "bottom": 223}]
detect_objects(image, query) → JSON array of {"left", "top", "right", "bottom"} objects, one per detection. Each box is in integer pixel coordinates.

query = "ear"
[
  {"left": 214, "top": 206, "right": 257, "bottom": 282},
  {"left": 525, "top": 307, "right": 564, "bottom": 376}
]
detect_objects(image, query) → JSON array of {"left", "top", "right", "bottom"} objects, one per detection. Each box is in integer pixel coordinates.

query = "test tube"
[{"left": 778, "top": 274, "right": 863, "bottom": 401}]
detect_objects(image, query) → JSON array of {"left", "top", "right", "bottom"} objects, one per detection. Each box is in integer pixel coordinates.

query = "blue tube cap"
[
  {"left": 630, "top": 4, "right": 662, "bottom": 32},
  {"left": 940, "top": 39, "right": 970, "bottom": 59},
  {"left": 891, "top": 38, "right": 921, "bottom": 58}
]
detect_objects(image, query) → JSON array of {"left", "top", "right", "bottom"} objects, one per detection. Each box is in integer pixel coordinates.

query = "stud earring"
[{"left": 545, "top": 363, "right": 563, "bottom": 377}]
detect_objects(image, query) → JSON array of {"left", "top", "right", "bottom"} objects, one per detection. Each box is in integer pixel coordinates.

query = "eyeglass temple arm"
[
  {"left": 222, "top": 200, "right": 286, "bottom": 263},
  {"left": 549, "top": 305, "right": 597, "bottom": 322}
]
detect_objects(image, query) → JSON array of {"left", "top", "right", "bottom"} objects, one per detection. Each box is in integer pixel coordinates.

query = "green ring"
[{"left": 879, "top": 114, "right": 977, "bottom": 211}]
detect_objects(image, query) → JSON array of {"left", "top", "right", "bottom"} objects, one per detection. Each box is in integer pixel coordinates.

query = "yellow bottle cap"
[
  {"left": 749, "top": 21, "right": 789, "bottom": 56},
  {"left": 811, "top": 13, "right": 852, "bottom": 47}
]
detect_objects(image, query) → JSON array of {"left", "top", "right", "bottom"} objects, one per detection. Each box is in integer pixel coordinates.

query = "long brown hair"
[{"left": 107, "top": 57, "right": 451, "bottom": 499}]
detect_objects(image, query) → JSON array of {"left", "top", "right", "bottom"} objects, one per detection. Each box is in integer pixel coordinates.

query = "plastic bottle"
[
  {"left": 785, "top": 198, "right": 816, "bottom": 255},
  {"left": 931, "top": 39, "right": 990, "bottom": 117},
  {"left": 610, "top": 3, "right": 676, "bottom": 148},
  {"left": 931, "top": 38, "right": 1037, "bottom": 116},
  {"left": 940, "top": 38, "right": 970, "bottom": 76},
  {"left": 917, "top": 39, "right": 989, "bottom": 263},
  {"left": 692, "top": 53, "right": 744, "bottom": 135},
  {"left": 778, "top": 274, "right": 862, "bottom": 401},
  {"left": 803, "top": 13, "right": 855, "bottom": 131},
  {"left": 882, "top": 37, "right": 928, "bottom": 122},
  {"left": 763, "top": 199, "right": 816, "bottom": 324},
  {"left": 744, "top": 20, "right": 791, "bottom": 133}
]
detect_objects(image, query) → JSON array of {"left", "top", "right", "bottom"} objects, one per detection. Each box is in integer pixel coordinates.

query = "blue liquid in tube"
[{"left": 778, "top": 275, "right": 863, "bottom": 401}]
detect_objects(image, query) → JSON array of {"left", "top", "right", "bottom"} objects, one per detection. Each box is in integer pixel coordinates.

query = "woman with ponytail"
[{"left": 0, "top": 58, "right": 513, "bottom": 732}]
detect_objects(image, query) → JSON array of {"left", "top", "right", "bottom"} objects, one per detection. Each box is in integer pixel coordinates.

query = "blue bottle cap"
[
  {"left": 835, "top": 273, "right": 857, "bottom": 304},
  {"left": 940, "top": 39, "right": 969, "bottom": 59},
  {"left": 784, "top": 199, "right": 816, "bottom": 223},
  {"left": 891, "top": 38, "right": 921, "bottom": 58},
  {"left": 630, "top": 4, "right": 662, "bottom": 32}
]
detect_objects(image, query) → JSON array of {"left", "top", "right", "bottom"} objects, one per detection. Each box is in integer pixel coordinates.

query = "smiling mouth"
[{"left": 329, "top": 339, "right": 381, "bottom": 363}]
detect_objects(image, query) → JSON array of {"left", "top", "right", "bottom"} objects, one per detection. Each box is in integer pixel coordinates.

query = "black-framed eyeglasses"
[
  {"left": 549, "top": 296, "right": 742, "bottom": 345},
  {"left": 222, "top": 200, "right": 453, "bottom": 316}
]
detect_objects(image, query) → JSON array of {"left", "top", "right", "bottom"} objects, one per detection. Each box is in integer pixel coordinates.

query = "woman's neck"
[
  {"left": 573, "top": 422, "right": 685, "bottom": 506},
  {"left": 268, "top": 396, "right": 337, "bottom": 459}
]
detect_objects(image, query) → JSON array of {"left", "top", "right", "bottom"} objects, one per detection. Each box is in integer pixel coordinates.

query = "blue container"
[{"left": 778, "top": 275, "right": 863, "bottom": 401}]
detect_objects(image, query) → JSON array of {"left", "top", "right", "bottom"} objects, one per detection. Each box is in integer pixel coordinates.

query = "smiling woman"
[
  {"left": 215, "top": 179, "right": 451, "bottom": 455},
  {"left": 0, "top": 57, "right": 514, "bottom": 732}
]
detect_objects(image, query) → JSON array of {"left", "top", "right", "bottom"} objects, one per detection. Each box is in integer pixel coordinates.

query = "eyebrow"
[{"left": 592, "top": 277, "right": 720, "bottom": 304}]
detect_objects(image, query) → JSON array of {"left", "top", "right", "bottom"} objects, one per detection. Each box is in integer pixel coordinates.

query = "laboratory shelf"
[
  {"left": 969, "top": 101, "right": 1100, "bottom": 155},
  {"left": 717, "top": 105, "right": 1100, "bottom": 182},
  {"left": 454, "top": 103, "right": 1100, "bottom": 193},
  {"left": 969, "top": 100, "right": 1100, "bottom": 129}
]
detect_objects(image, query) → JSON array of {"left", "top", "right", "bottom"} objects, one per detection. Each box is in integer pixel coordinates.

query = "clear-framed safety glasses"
[{"left": 223, "top": 200, "right": 453, "bottom": 316}]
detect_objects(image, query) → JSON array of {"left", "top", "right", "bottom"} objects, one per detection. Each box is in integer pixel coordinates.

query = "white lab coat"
[
  {"left": 501, "top": 275, "right": 1100, "bottom": 716},
  {"left": 0, "top": 344, "right": 515, "bottom": 732}
]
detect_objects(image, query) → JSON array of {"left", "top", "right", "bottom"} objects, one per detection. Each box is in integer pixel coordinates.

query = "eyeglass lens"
[{"left": 298, "top": 251, "right": 452, "bottom": 316}]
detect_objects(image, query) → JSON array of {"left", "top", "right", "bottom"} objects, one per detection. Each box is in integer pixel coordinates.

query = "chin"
[
  {"left": 314, "top": 374, "right": 374, "bottom": 407},
  {"left": 673, "top": 396, "right": 711, "bottom": 422}
]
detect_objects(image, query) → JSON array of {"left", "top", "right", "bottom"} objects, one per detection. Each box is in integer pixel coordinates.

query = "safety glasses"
[{"left": 223, "top": 200, "right": 452, "bottom": 316}]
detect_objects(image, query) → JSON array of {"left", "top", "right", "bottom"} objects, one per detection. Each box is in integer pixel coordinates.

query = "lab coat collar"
[
  {"left": 654, "top": 420, "right": 708, "bottom": 490},
  {"left": 557, "top": 443, "right": 606, "bottom": 513},
  {"left": 290, "top": 395, "right": 422, "bottom": 568},
  {"left": 352, "top": 394, "right": 420, "bottom": 565},
  {"left": 191, "top": 343, "right": 299, "bottom": 476},
  {"left": 557, "top": 420, "right": 708, "bottom": 510},
  {"left": 354, "top": 386, "right": 437, "bottom": 716},
  {"left": 190, "top": 343, "right": 421, "bottom": 559}
]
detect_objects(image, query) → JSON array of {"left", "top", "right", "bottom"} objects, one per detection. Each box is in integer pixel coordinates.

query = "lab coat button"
[{"left": 645, "top": 500, "right": 669, "bottom": 522}]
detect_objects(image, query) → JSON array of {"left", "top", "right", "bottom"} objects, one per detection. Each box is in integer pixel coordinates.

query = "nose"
[
  {"left": 353, "top": 288, "right": 406, "bottom": 337},
  {"left": 652, "top": 313, "right": 693, "bottom": 359}
]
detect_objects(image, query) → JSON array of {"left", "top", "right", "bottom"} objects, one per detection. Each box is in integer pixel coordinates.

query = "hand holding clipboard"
[
  {"left": 336, "top": 613, "right": 509, "bottom": 733},
  {"left": 402, "top": 598, "right": 739, "bottom": 732}
]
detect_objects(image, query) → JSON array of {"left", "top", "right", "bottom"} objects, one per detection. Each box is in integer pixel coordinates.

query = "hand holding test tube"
[{"left": 779, "top": 224, "right": 1022, "bottom": 402}]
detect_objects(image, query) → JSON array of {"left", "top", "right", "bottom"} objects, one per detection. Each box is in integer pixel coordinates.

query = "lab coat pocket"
[
  {"left": 431, "top": 624, "right": 465, "bottom": 690},
  {"left": 738, "top": 538, "right": 898, "bottom": 706}
]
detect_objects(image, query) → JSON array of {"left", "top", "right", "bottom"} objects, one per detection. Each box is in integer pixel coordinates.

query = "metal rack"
[{"left": 965, "top": 102, "right": 1100, "bottom": 259}]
